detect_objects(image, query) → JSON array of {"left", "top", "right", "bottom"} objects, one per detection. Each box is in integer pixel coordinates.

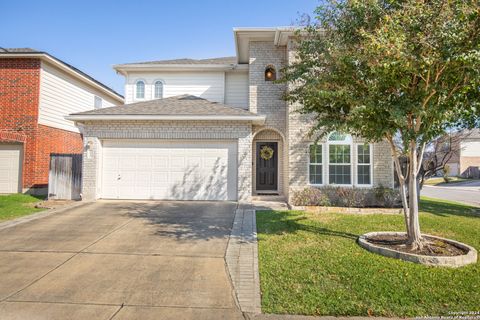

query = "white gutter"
[
  {"left": 0, "top": 53, "right": 124, "bottom": 102},
  {"left": 66, "top": 114, "right": 266, "bottom": 125},
  {"left": 114, "top": 64, "right": 249, "bottom": 73}
]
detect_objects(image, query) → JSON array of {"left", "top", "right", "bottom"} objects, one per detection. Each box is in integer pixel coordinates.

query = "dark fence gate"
[{"left": 48, "top": 154, "right": 82, "bottom": 200}]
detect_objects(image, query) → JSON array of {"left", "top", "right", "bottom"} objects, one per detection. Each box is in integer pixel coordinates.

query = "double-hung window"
[
  {"left": 328, "top": 133, "right": 352, "bottom": 185},
  {"left": 309, "top": 144, "right": 323, "bottom": 185},
  {"left": 357, "top": 144, "right": 372, "bottom": 185},
  {"left": 154, "top": 81, "right": 163, "bottom": 99},
  {"left": 136, "top": 80, "right": 145, "bottom": 99}
]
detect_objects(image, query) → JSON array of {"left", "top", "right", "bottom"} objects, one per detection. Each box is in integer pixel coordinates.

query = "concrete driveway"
[
  {"left": 0, "top": 201, "right": 243, "bottom": 320},
  {"left": 422, "top": 180, "right": 480, "bottom": 207}
]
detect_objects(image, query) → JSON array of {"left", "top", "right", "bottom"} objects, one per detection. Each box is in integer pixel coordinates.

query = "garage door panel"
[
  {"left": 101, "top": 140, "right": 237, "bottom": 200},
  {"left": 0, "top": 145, "right": 22, "bottom": 194}
]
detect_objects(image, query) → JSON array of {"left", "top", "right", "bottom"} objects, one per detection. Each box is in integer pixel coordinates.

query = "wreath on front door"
[{"left": 260, "top": 145, "right": 274, "bottom": 160}]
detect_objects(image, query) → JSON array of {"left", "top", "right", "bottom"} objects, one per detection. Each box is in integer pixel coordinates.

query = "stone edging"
[
  {"left": 225, "top": 205, "right": 262, "bottom": 314},
  {"left": 0, "top": 201, "right": 91, "bottom": 231},
  {"left": 358, "top": 231, "right": 478, "bottom": 267},
  {"left": 292, "top": 205, "right": 402, "bottom": 214}
]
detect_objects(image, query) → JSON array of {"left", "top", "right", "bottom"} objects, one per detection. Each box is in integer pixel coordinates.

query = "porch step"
[{"left": 251, "top": 195, "right": 286, "bottom": 202}]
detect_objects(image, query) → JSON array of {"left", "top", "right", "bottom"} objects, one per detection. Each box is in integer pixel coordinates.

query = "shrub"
[
  {"left": 290, "top": 187, "right": 330, "bottom": 206},
  {"left": 291, "top": 186, "right": 401, "bottom": 208}
]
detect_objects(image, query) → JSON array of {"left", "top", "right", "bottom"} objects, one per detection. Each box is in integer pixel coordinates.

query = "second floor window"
[
  {"left": 94, "top": 96, "right": 102, "bottom": 109},
  {"left": 136, "top": 80, "right": 145, "bottom": 99},
  {"left": 154, "top": 81, "right": 163, "bottom": 99}
]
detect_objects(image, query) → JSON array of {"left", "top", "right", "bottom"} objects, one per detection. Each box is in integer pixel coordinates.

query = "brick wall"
[
  {"left": 79, "top": 120, "right": 252, "bottom": 201},
  {"left": 0, "top": 58, "right": 83, "bottom": 192},
  {"left": 249, "top": 42, "right": 289, "bottom": 196},
  {"left": 286, "top": 40, "right": 394, "bottom": 201}
]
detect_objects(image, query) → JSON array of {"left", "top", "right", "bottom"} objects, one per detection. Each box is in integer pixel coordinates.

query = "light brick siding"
[
  {"left": 286, "top": 40, "right": 394, "bottom": 201},
  {"left": 460, "top": 157, "right": 480, "bottom": 178},
  {"left": 249, "top": 42, "right": 288, "bottom": 195},
  {"left": 0, "top": 58, "right": 82, "bottom": 193},
  {"left": 79, "top": 120, "right": 253, "bottom": 201}
]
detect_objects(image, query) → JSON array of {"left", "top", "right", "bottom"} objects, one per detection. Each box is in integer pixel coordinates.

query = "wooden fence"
[{"left": 48, "top": 154, "right": 82, "bottom": 200}]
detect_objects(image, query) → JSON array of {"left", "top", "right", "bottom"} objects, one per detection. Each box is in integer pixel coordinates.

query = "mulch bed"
[{"left": 366, "top": 234, "right": 468, "bottom": 256}]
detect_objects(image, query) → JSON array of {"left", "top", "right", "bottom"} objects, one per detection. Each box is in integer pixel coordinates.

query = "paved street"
[
  {"left": 422, "top": 180, "right": 480, "bottom": 207},
  {"left": 0, "top": 201, "right": 243, "bottom": 320}
]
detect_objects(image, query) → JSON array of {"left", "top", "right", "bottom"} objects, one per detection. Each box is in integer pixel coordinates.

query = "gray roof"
[
  {"left": 0, "top": 47, "right": 38, "bottom": 53},
  {"left": 0, "top": 48, "right": 123, "bottom": 100},
  {"left": 120, "top": 56, "right": 237, "bottom": 65},
  {"left": 71, "top": 95, "right": 256, "bottom": 116}
]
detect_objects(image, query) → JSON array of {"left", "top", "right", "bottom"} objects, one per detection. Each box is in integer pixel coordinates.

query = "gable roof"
[
  {"left": 120, "top": 56, "right": 237, "bottom": 66},
  {"left": 0, "top": 47, "right": 123, "bottom": 102},
  {"left": 67, "top": 95, "right": 265, "bottom": 124}
]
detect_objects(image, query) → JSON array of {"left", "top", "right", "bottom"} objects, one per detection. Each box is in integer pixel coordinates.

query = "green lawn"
[
  {"left": 0, "top": 194, "right": 46, "bottom": 222},
  {"left": 256, "top": 197, "right": 480, "bottom": 317},
  {"left": 423, "top": 176, "right": 471, "bottom": 186}
]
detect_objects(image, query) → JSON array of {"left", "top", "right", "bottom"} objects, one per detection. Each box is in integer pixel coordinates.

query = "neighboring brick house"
[
  {"left": 444, "top": 129, "right": 480, "bottom": 178},
  {"left": 67, "top": 27, "right": 394, "bottom": 202},
  {"left": 0, "top": 48, "right": 123, "bottom": 195}
]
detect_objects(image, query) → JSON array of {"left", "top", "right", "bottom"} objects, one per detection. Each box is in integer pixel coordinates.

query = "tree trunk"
[
  {"left": 407, "top": 140, "right": 423, "bottom": 250},
  {"left": 388, "top": 139, "right": 410, "bottom": 238}
]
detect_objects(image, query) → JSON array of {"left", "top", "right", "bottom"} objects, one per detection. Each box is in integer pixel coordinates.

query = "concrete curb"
[
  {"left": 225, "top": 205, "right": 262, "bottom": 314},
  {"left": 0, "top": 200, "right": 92, "bottom": 231},
  {"left": 358, "top": 232, "right": 478, "bottom": 267}
]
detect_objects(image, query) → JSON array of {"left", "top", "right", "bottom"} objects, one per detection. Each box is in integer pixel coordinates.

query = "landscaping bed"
[
  {"left": 366, "top": 233, "right": 467, "bottom": 256},
  {"left": 256, "top": 197, "right": 480, "bottom": 317}
]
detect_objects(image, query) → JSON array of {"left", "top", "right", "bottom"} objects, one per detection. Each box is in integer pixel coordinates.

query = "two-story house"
[
  {"left": 68, "top": 27, "right": 394, "bottom": 202},
  {"left": 0, "top": 48, "right": 123, "bottom": 194}
]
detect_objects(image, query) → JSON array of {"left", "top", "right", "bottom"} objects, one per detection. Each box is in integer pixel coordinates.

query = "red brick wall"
[
  {"left": 34, "top": 125, "right": 83, "bottom": 187},
  {"left": 0, "top": 58, "right": 83, "bottom": 191}
]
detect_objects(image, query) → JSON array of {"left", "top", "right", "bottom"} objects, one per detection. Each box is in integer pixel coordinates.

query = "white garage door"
[
  {"left": 101, "top": 140, "right": 237, "bottom": 200},
  {"left": 0, "top": 144, "right": 22, "bottom": 194}
]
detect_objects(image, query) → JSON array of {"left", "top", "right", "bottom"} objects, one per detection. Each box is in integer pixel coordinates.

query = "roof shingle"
[
  {"left": 71, "top": 94, "right": 256, "bottom": 117},
  {"left": 120, "top": 56, "right": 237, "bottom": 65}
]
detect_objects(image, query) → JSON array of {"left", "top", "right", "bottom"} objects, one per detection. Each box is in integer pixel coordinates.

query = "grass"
[
  {"left": 0, "top": 194, "right": 46, "bottom": 222},
  {"left": 423, "top": 176, "right": 471, "bottom": 186},
  {"left": 256, "top": 197, "right": 480, "bottom": 317}
]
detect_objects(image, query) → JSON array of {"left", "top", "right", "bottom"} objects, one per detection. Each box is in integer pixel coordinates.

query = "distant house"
[
  {"left": 0, "top": 48, "right": 123, "bottom": 195},
  {"left": 445, "top": 129, "right": 480, "bottom": 178}
]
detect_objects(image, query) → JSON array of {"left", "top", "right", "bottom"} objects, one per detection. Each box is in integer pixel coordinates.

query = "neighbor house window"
[
  {"left": 154, "top": 80, "right": 163, "bottom": 99},
  {"left": 136, "top": 80, "right": 145, "bottom": 99},
  {"left": 309, "top": 144, "right": 323, "bottom": 185},
  {"left": 265, "top": 65, "right": 276, "bottom": 81},
  {"left": 328, "top": 133, "right": 352, "bottom": 185},
  {"left": 357, "top": 144, "right": 372, "bottom": 185},
  {"left": 94, "top": 96, "right": 102, "bottom": 109}
]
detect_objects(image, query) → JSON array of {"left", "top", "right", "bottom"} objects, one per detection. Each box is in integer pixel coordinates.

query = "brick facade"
[
  {"left": 249, "top": 42, "right": 289, "bottom": 195},
  {"left": 0, "top": 58, "right": 83, "bottom": 193},
  {"left": 80, "top": 120, "right": 252, "bottom": 201},
  {"left": 285, "top": 39, "right": 394, "bottom": 201}
]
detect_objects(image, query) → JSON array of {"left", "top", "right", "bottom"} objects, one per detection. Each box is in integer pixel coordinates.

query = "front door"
[{"left": 256, "top": 142, "right": 278, "bottom": 191}]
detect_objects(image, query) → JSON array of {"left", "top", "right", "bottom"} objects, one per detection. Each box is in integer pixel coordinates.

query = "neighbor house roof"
[
  {"left": 66, "top": 95, "right": 265, "bottom": 124},
  {"left": 0, "top": 47, "right": 123, "bottom": 102}
]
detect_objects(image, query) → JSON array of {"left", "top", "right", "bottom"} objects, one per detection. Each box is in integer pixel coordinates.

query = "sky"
[{"left": 0, "top": 0, "right": 319, "bottom": 96}]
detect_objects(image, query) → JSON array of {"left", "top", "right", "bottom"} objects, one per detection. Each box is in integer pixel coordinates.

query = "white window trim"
[
  {"left": 355, "top": 143, "right": 373, "bottom": 187},
  {"left": 152, "top": 79, "right": 165, "bottom": 99},
  {"left": 306, "top": 134, "right": 376, "bottom": 188},
  {"left": 134, "top": 79, "right": 146, "bottom": 100},
  {"left": 307, "top": 143, "right": 325, "bottom": 186},
  {"left": 94, "top": 96, "right": 102, "bottom": 109},
  {"left": 327, "top": 143, "right": 353, "bottom": 187}
]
